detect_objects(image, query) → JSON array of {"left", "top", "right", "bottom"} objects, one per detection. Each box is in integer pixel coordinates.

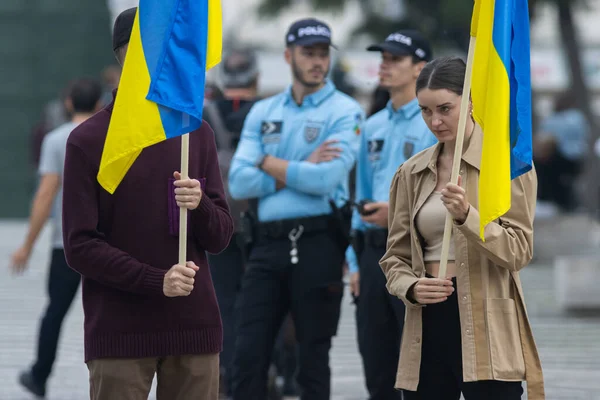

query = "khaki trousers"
[{"left": 87, "top": 354, "right": 219, "bottom": 400}]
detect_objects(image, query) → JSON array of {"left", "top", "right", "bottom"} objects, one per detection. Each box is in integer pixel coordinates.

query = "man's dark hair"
[
  {"left": 68, "top": 78, "right": 103, "bottom": 113},
  {"left": 416, "top": 56, "right": 466, "bottom": 96}
]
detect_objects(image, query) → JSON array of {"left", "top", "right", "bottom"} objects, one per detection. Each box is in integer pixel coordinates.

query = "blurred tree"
[
  {"left": 256, "top": 0, "right": 544, "bottom": 54},
  {"left": 258, "top": 0, "right": 345, "bottom": 14},
  {"left": 258, "top": 0, "right": 474, "bottom": 52}
]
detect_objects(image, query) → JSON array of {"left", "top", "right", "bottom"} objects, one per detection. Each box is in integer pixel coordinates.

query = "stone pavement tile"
[{"left": 532, "top": 213, "right": 600, "bottom": 263}]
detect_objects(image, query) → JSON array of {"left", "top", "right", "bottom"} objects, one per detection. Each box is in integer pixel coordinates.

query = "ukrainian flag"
[
  {"left": 470, "top": 0, "right": 533, "bottom": 240},
  {"left": 98, "top": 0, "right": 223, "bottom": 194}
]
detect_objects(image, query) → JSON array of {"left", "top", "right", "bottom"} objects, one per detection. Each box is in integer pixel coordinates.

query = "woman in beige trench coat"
[{"left": 379, "top": 56, "right": 545, "bottom": 400}]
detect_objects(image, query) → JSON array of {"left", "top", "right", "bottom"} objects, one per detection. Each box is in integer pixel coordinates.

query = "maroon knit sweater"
[{"left": 62, "top": 95, "right": 233, "bottom": 362}]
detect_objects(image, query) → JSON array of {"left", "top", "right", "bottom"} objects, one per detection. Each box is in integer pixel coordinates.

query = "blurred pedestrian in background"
[
  {"left": 30, "top": 86, "right": 71, "bottom": 173},
  {"left": 534, "top": 89, "right": 590, "bottom": 212},
  {"left": 11, "top": 77, "right": 103, "bottom": 399}
]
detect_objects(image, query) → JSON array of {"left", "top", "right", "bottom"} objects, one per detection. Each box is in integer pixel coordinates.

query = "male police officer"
[
  {"left": 228, "top": 18, "right": 364, "bottom": 400},
  {"left": 346, "top": 30, "right": 437, "bottom": 399}
]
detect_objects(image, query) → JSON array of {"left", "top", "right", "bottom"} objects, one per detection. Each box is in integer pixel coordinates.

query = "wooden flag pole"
[
  {"left": 178, "top": 133, "right": 190, "bottom": 266},
  {"left": 437, "top": 36, "right": 477, "bottom": 279}
]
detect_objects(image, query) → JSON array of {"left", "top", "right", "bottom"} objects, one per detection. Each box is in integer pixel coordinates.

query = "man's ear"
[{"left": 284, "top": 46, "right": 293, "bottom": 66}]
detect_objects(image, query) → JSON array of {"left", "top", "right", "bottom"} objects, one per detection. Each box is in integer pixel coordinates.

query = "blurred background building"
[{"left": 1, "top": 0, "right": 599, "bottom": 217}]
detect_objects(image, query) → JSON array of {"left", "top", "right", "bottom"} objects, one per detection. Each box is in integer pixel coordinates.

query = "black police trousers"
[
  {"left": 403, "top": 276, "right": 523, "bottom": 400},
  {"left": 356, "top": 238, "right": 405, "bottom": 400},
  {"left": 209, "top": 234, "right": 298, "bottom": 396},
  {"left": 230, "top": 228, "right": 345, "bottom": 400}
]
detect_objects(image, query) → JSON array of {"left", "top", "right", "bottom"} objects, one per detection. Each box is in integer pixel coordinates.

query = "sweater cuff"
[
  {"left": 194, "top": 193, "right": 216, "bottom": 217},
  {"left": 143, "top": 267, "right": 166, "bottom": 295}
]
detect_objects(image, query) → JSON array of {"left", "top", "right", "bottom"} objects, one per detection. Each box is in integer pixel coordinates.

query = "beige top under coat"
[{"left": 415, "top": 191, "right": 456, "bottom": 262}]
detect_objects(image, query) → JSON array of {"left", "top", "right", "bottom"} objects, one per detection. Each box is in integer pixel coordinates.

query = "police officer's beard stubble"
[{"left": 291, "top": 55, "right": 329, "bottom": 88}]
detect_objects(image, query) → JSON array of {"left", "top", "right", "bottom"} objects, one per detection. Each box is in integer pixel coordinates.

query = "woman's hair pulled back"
[{"left": 416, "top": 56, "right": 467, "bottom": 96}]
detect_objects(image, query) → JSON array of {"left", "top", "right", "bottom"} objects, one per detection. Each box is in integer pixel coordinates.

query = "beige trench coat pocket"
[{"left": 486, "top": 298, "right": 526, "bottom": 381}]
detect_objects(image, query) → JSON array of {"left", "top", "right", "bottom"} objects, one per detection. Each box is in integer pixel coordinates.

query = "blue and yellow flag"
[
  {"left": 98, "top": 0, "right": 223, "bottom": 194},
  {"left": 470, "top": 0, "right": 533, "bottom": 239}
]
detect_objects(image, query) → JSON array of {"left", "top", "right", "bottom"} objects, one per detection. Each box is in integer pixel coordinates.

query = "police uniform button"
[
  {"left": 291, "top": 256, "right": 299, "bottom": 264},
  {"left": 290, "top": 248, "right": 298, "bottom": 257}
]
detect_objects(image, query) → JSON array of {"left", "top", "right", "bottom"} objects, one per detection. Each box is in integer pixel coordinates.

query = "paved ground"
[{"left": 1, "top": 216, "right": 600, "bottom": 400}]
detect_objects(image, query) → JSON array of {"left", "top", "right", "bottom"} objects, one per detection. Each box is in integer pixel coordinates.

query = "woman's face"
[{"left": 417, "top": 88, "right": 466, "bottom": 143}]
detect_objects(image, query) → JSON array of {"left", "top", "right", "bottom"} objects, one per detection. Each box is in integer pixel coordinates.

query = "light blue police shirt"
[
  {"left": 346, "top": 98, "right": 438, "bottom": 273},
  {"left": 229, "top": 80, "right": 365, "bottom": 222}
]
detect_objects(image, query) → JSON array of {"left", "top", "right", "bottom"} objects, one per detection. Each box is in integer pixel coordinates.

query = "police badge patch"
[{"left": 304, "top": 125, "right": 321, "bottom": 143}]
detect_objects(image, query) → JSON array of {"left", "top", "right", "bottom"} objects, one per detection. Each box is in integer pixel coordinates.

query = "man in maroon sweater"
[{"left": 61, "top": 8, "right": 233, "bottom": 400}]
